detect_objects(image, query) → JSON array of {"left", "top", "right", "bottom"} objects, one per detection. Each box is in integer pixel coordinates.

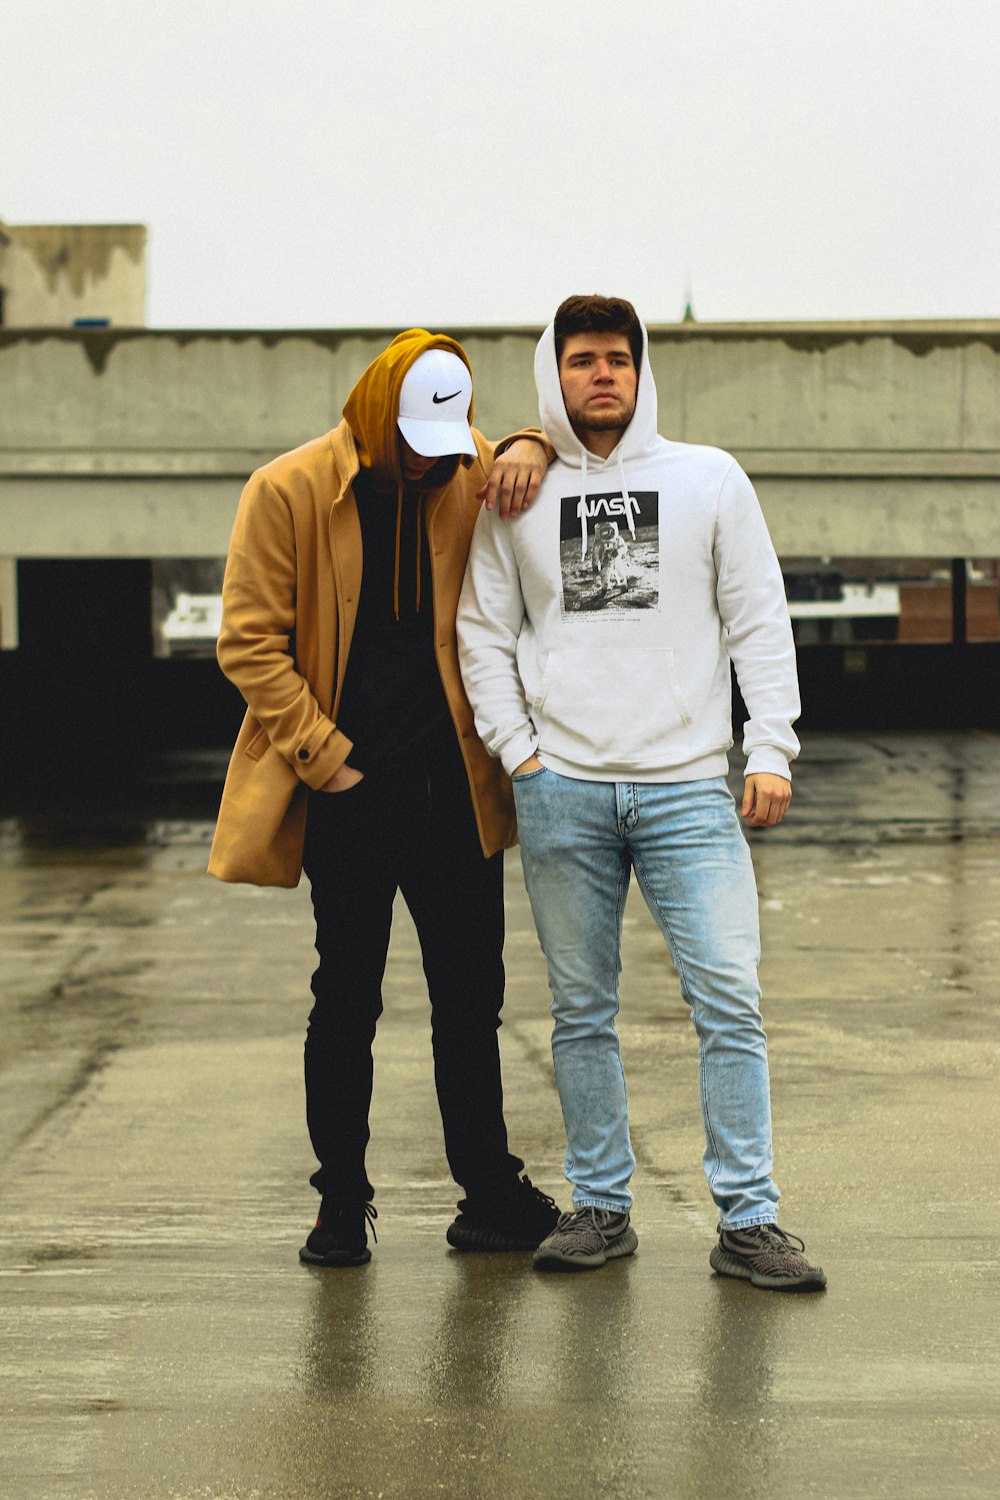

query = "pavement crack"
[{"left": 12, "top": 1035, "right": 123, "bottom": 1155}]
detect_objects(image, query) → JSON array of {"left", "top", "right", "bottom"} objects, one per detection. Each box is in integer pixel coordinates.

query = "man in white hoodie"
[{"left": 457, "top": 295, "right": 825, "bottom": 1289}]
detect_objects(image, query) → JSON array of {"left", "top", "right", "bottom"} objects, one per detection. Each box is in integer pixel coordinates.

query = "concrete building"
[
  {"left": 0, "top": 219, "right": 146, "bottom": 328},
  {"left": 0, "top": 319, "right": 998, "bottom": 766}
]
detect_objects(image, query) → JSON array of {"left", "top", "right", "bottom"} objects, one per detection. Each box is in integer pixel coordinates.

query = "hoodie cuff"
[
  {"left": 499, "top": 730, "right": 540, "bottom": 777},
  {"left": 745, "top": 748, "right": 793, "bottom": 781}
]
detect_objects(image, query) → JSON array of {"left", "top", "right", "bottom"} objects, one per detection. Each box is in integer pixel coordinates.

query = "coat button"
[{"left": 297, "top": 748, "right": 309, "bottom": 760}]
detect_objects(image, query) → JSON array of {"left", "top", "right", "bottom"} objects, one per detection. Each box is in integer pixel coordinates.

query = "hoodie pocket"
[{"left": 535, "top": 646, "right": 693, "bottom": 764}]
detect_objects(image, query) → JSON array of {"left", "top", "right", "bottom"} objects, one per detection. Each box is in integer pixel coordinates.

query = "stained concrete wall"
[
  {"left": 1, "top": 322, "right": 999, "bottom": 558},
  {"left": 0, "top": 223, "right": 146, "bottom": 327}
]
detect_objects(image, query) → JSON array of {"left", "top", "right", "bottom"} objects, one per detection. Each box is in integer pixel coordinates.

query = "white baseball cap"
[{"left": 397, "top": 349, "right": 476, "bottom": 458}]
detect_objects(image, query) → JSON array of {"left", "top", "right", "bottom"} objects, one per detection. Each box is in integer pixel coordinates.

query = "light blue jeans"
[{"left": 512, "top": 769, "right": 779, "bottom": 1228}]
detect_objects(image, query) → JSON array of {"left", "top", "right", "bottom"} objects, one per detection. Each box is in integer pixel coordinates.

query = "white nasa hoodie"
[{"left": 456, "top": 318, "right": 800, "bottom": 784}]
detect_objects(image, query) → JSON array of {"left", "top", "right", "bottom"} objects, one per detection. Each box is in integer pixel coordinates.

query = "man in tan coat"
[{"left": 210, "top": 329, "right": 559, "bottom": 1265}]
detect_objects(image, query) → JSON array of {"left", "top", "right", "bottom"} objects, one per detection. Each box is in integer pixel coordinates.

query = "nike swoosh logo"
[{"left": 432, "top": 390, "right": 462, "bottom": 404}]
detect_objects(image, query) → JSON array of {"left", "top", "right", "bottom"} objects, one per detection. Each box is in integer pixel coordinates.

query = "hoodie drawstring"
[
  {"left": 617, "top": 448, "right": 637, "bottom": 541},
  {"left": 393, "top": 484, "right": 403, "bottom": 620},
  {"left": 578, "top": 448, "right": 589, "bottom": 558},
  {"left": 393, "top": 485, "right": 425, "bottom": 621},
  {"left": 415, "top": 494, "right": 423, "bottom": 614}
]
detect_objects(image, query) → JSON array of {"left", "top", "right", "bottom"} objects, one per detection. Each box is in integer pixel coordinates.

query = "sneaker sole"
[
  {"left": 709, "top": 1244, "right": 827, "bottom": 1291},
  {"left": 298, "top": 1245, "right": 371, "bottom": 1268},
  {"left": 446, "top": 1220, "right": 552, "bottom": 1252},
  {"left": 533, "top": 1226, "right": 638, "bottom": 1271}
]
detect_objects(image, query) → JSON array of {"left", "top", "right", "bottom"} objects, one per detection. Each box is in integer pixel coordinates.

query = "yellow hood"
[{"left": 342, "top": 328, "right": 476, "bottom": 483}]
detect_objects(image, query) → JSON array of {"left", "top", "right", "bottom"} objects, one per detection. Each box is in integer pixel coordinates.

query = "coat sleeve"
[
  {"left": 714, "top": 461, "right": 800, "bottom": 778},
  {"left": 456, "top": 506, "right": 539, "bottom": 776},
  {"left": 216, "top": 473, "right": 352, "bottom": 789}
]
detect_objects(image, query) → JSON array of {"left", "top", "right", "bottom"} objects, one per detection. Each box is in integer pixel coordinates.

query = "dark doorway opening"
[{"left": 4, "top": 560, "right": 243, "bottom": 793}]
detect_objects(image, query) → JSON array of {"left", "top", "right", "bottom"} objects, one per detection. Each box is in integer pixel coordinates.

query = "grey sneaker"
[
  {"left": 710, "top": 1222, "right": 826, "bottom": 1291},
  {"left": 533, "top": 1207, "right": 638, "bottom": 1271}
]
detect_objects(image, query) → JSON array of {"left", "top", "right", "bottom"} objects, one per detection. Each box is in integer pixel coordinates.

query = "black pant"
[{"left": 301, "top": 734, "right": 523, "bottom": 1202}]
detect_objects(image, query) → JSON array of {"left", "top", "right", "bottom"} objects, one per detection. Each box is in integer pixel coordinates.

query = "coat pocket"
[{"left": 210, "top": 741, "right": 306, "bottom": 887}]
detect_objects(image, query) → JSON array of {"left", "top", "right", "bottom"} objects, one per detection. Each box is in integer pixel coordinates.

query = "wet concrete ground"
[{"left": 1, "top": 731, "right": 998, "bottom": 1500}]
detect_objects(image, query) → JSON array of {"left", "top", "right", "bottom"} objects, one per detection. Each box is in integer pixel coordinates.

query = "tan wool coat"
[{"left": 208, "top": 419, "right": 524, "bottom": 887}]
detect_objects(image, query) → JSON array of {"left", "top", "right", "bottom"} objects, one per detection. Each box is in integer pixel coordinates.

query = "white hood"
[{"left": 534, "top": 315, "right": 663, "bottom": 558}]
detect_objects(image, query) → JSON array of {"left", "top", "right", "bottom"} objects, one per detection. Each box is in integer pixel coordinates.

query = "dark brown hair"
[{"left": 553, "top": 294, "right": 643, "bottom": 369}]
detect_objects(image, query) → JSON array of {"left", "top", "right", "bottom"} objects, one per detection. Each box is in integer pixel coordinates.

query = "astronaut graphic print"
[{"left": 559, "top": 490, "right": 659, "bottom": 616}]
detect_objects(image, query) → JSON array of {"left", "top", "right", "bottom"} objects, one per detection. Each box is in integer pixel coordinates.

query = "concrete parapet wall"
[{"left": 1, "top": 322, "right": 999, "bottom": 557}]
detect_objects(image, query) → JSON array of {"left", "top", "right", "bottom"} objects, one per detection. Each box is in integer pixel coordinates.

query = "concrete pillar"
[{"left": 0, "top": 557, "right": 17, "bottom": 649}]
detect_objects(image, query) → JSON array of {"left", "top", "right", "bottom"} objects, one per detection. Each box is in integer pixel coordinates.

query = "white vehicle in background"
[{"left": 160, "top": 593, "right": 223, "bottom": 657}]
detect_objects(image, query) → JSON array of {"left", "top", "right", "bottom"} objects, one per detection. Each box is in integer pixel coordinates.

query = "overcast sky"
[{"left": 4, "top": 0, "right": 999, "bottom": 328}]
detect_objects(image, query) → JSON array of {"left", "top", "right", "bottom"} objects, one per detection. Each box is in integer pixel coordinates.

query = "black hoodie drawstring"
[
  {"left": 393, "top": 483, "right": 403, "bottom": 620},
  {"left": 392, "top": 486, "right": 426, "bottom": 622},
  {"left": 414, "top": 494, "right": 423, "bottom": 614}
]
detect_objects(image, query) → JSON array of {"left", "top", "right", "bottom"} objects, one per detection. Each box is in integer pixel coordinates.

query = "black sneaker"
[
  {"left": 709, "top": 1221, "right": 826, "bottom": 1291},
  {"left": 299, "top": 1199, "right": 377, "bottom": 1267},
  {"left": 446, "top": 1175, "right": 560, "bottom": 1252},
  {"left": 533, "top": 1207, "right": 638, "bottom": 1271}
]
